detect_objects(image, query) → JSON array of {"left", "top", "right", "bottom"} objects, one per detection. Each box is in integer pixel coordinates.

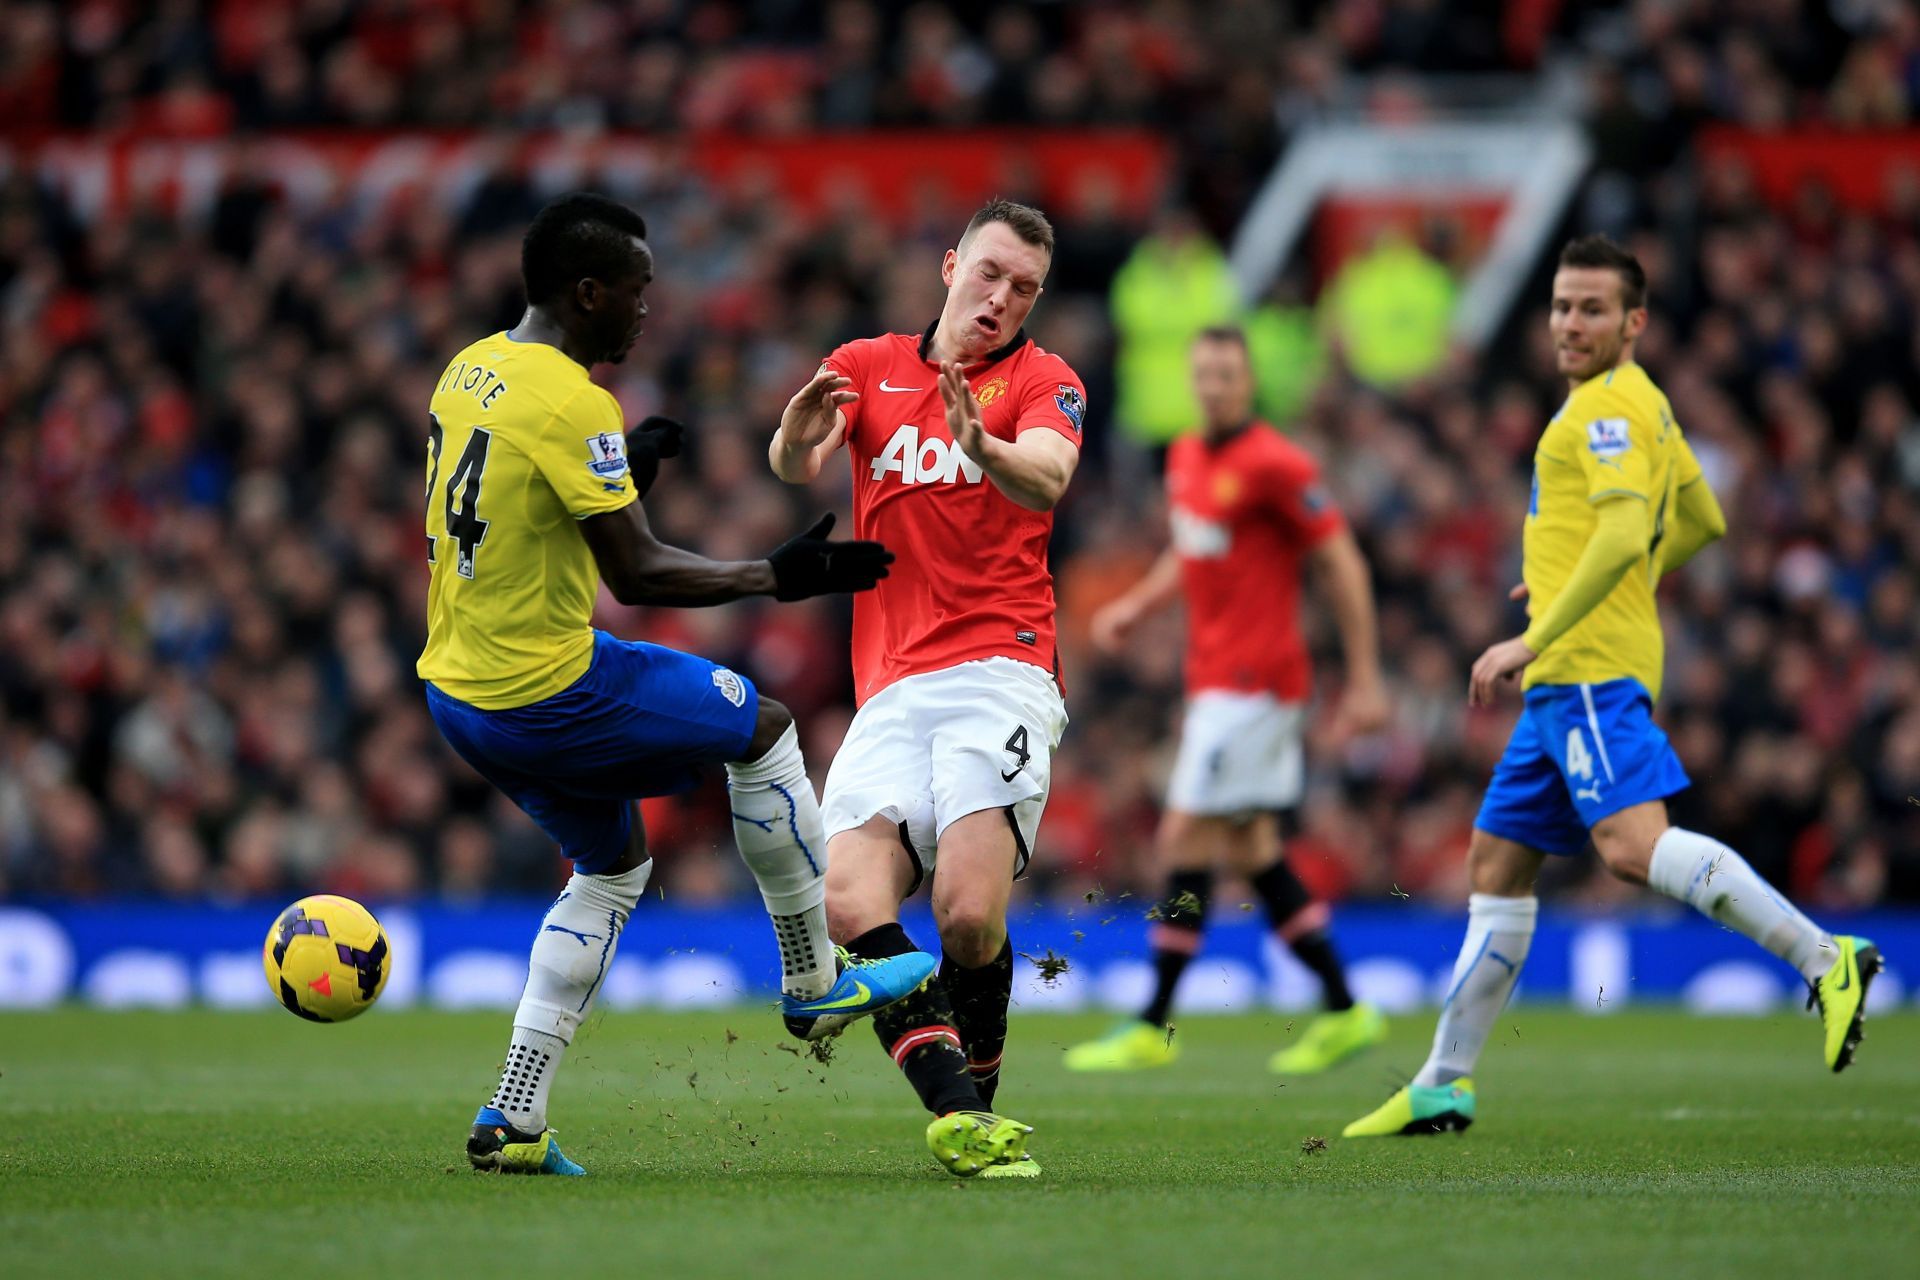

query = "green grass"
[{"left": 1, "top": 1007, "right": 1915, "bottom": 1279}]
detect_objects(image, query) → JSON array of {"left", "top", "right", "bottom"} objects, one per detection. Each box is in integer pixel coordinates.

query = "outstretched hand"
[
  {"left": 765, "top": 513, "right": 896, "bottom": 601},
  {"left": 625, "top": 415, "right": 685, "bottom": 497},
  {"left": 938, "top": 361, "right": 988, "bottom": 462},
  {"left": 780, "top": 368, "right": 859, "bottom": 452}
]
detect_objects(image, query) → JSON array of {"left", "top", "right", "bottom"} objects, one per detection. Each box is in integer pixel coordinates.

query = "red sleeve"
[
  {"left": 1265, "top": 439, "right": 1344, "bottom": 548},
  {"left": 820, "top": 340, "right": 869, "bottom": 443},
  {"left": 1013, "top": 356, "right": 1086, "bottom": 448}
]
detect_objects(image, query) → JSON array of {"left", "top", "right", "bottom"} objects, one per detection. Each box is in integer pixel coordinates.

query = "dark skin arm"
[{"left": 578, "top": 500, "right": 775, "bottom": 607}]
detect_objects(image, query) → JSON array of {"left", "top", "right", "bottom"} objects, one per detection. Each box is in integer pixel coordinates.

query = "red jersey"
[
  {"left": 822, "top": 324, "right": 1086, "bottom": 704},
  {"left": 1165, "top": 422, "right": 1342, "bottom": 700}
]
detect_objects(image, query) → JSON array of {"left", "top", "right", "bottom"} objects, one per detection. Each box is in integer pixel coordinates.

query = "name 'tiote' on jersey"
[{"left": 417, "top": 332, "right": 635, "bottom": 710}]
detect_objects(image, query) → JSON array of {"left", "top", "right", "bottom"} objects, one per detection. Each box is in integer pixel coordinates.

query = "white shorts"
[
  {"left": 1164, "top": 690, "right": 1306, "bottom": 816},
  {"left": 821, "top": 657, "right": 1068, "bottom": 889}
]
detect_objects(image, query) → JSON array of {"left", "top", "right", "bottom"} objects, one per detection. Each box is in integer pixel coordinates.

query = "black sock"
[
  {"left": 1139, "top": 869, "right": 1212, "bottom": 1027},
  {"left": 1250, "top": 861, "right": 1354, "bottom": 1011},
  {"left": 849, "top": 923, "right": 981, "bottom": 1116},
  {"left": 1288, "top": 929, "right": 1354, "bottom": 1011},
  {"left": 940, "top": 939, "right": 1012, "bottom": 1109}
]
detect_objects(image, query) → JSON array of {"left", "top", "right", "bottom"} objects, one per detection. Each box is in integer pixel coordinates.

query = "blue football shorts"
[
  {"left": 425, "top": 630, "right": 759, "bottom": 874},
  {"left": 1474, "top": 677, "right": 1690, "bottom": 856}
]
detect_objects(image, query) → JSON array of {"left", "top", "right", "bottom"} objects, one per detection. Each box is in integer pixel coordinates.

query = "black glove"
[
  {"left": 766, "top": 513, "right": 895, "bottom": 601},
  {"left": 624, "top": 415, "right": 685, "bottom": 498}
]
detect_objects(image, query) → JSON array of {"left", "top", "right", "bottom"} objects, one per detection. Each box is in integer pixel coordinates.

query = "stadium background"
[{"left": 1, "top": 0, "right": 1917, "bottom": 1014}]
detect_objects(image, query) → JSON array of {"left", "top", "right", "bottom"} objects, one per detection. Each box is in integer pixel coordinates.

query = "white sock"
[
  {"left": 1413, "top": 894, "right": 1537, "bottom": 1088},
  {"left": 490, "top": 860, "right": 650, "bottom": 1132},
  {"left": 725, "top": 723, "right": 835, "bottom": 1000},
  {"left": 1648, "top": 827, "right": 1834, "bottom": 981}
]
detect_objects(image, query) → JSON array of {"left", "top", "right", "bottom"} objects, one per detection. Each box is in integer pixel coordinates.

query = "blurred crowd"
[
  {"left": 6, "top": 0, "right": 1919, "bottom": 236},
  {"left": 1, "top": 0, "right": 1917, "bottom": 910}
]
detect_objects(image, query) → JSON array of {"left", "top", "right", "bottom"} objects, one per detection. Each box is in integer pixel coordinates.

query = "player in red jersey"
[
  {"left": 1063, "top": 326, "right": 1392, "bottom": 1076},
  {"left": 768, "top": 199, "right": 1085, "bottom": 1178}
]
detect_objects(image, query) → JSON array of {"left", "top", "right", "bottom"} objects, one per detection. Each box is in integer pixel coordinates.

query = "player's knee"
[
  {"left": 935, "top": 898, "right": 1005, "bottom": 968},
  {"left": 824, "top": 858, "right": 893, "bottom": 943},
  {"left": 744, "top": 697, "right": 794, "bottom": 760},
  {"left": 1466, "top": 831, "right": 1538, "bottom": 896}
]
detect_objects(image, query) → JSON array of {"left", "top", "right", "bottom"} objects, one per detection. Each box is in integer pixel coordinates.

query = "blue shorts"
[
  {"left": 1474, "top": 677, "right": 1690, "bottom": 856},
  {"left": 425, "top": 631, "right": 759, "bottom": 874}
]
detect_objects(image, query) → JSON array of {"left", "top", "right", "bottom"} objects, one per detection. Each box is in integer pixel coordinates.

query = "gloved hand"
[
  {"left": 765, "top": 513, "right": 895, "bottom": 601},
  {"left": 624, "top": 415, "right": 685, "bottom": 497}
]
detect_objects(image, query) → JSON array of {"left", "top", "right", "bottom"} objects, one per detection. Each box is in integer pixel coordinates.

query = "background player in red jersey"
[
  {"left": 768, "top": 199, "right": 1086, "bottom": 1178},
  {"left": 1063, "top": 327, "right": 1392, "bottom": 1077}
]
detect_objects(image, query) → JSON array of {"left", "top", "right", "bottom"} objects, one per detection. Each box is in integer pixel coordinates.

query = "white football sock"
[
  {"left": 1648, "top": 827, "right": 1834, "bottom": 981},
  {"left": 490, "top": 859, "right": 650, "bottom": 1132},
  {"left": 725, "top": 723, "right": 835, "bottom": 1000},
  {"left": 1413, "top": 894, "right": 1537, "bottom": 1088}
]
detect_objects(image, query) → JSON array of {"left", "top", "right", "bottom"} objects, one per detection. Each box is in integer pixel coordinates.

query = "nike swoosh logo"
[
  {"left": 1836, "top": 964, "right": 1851, "bottom": 992},
  {"left": 1001, "top": 767, "right": 1023, "bottom": 783},
  {"left": 878, "top": 379, "right": 923, "bottom": 392},
  {"left": 805, "top": 980, "right": 873, "bottom": 1011}
]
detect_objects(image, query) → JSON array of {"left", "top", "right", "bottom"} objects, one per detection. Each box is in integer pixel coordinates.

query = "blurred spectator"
[
  {"left": 1318, "top": 228, "right": 1456, "bottom": 391},
  {"left": 1109, "top": 207, "right": 1240, "bottom": 448}
]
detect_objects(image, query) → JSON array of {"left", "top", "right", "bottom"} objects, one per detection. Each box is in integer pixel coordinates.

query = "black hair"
[
  {"left": 520, "top": 193, "right": 649, "bottom": 308},
  {"left": 1558, "top": 234, "right": 1647, "bottom": 310}
]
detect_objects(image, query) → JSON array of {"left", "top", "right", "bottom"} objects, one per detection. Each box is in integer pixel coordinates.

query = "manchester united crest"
[{"left": 976, "top": 376, "right": 1010, "bottom": 407}]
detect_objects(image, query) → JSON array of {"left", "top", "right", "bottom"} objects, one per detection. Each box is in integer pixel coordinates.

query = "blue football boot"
[{"left": 781, "top": 945, "right": 937, "bottom": 1041}]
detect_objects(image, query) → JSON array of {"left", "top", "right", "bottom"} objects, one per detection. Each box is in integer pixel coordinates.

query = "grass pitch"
[{"left": 1, "top": 1006, "right": 1914, "bottom": 1279}]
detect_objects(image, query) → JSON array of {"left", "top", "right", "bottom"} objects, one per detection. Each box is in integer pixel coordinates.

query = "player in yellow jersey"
[
  {"left": 1345, "top": 236, "right": 1882, "bottom": 1139},
  {"left": 418, "top": 194, "right": 937, "bottom": 1175}
]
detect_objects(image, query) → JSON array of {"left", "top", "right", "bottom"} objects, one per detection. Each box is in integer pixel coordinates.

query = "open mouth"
[{"left": 974, "top": 314, "right": 1001, "bottom": 338}]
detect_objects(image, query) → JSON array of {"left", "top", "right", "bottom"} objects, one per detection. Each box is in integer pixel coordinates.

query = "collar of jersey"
[
  {"left": 916, "top": 318, "right": 1030, "bottom": 368},
  {"left": 1201, "top": 419, "right": 1261, "bottom": 451}
]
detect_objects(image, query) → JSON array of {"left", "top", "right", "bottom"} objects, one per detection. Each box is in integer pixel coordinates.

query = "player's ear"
[
  {"left": 941, "top": 248, "right": 958, "bottom": 287},
  {"left": 575, "top": 276, "right": 600, "bottom": 314},
  {"left": 1625, "top": 306, "right": 1649, "bottom": 340}
]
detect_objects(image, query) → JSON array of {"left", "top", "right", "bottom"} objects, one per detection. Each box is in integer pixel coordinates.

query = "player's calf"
[
  {"left": 725, "top": 709, "right": 836, "bottom": 1001},
  {"left": 471, "top": 857, "right": 651, "bottom": 1168}
]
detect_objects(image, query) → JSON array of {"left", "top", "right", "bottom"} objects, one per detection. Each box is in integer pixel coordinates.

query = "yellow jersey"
[
  {"left": 1522, "top": 361, "right": 1700, "bottom": 700},
  {"left": 416, "top": 332, "right": 635, "bottom": 709}
]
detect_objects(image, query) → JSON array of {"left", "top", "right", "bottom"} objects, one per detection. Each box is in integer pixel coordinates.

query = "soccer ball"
[{"left": 262, "top": 895, "right": 391, "bottom": 1022}]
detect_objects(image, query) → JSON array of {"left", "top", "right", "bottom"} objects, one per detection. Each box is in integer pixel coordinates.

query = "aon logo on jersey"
[
  {"left": 1169, "top": 506, "right": 1231, "bottom": 558},
  {"left": 871, "top": 424, "right": 985, "bottom": 485}
]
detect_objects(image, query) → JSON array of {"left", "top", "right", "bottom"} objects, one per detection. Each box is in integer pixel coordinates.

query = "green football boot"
[
  {"left": 1342, "top": 1079, "right": 1476, "bottom": 1138},
  {"left": 1061, "top": 1020, "right": 1179, "bottom": 1072},
  {"left": 976, "top": 1152, "right": 1042, "bottom": 1179},
  {"left": 1268, "top": 1003, "right": 1387, "bottom": 1075},
  {"left": 926, "top": 1110, "right": 1032, "bottom": 1178},
  {"left": 1809, "top": 935, "right": 1883, "bottom": 1073}
]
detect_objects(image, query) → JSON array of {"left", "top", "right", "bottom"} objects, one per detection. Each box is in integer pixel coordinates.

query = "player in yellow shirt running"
[
  {"left": 1345, "top": 235, "right": 1882, "bottom": 1139},
  {"left": 418, "top": 193, "right": 935, "bottom": 1174}
]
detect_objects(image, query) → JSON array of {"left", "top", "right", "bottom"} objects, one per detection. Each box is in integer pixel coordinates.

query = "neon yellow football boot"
[
  {"left": 1809, "top": 935, "right": 1883, "bottom": 1073},
  {"left": 1342, "top": 1079, "right": 1476, "bottom": 1138},
  {"left": 1061, "top": 1021, "right": 1179, "bottom": 1072},
  {"left": 1268, "top": 1003, "right": 1387, "bottom": 1075},
  {"left": 977, "top": 1152, "right": 1042, "bottom": 1179},
  {"left": 925, "top": 1110, "right": 1032, "bottom": 1178}
]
